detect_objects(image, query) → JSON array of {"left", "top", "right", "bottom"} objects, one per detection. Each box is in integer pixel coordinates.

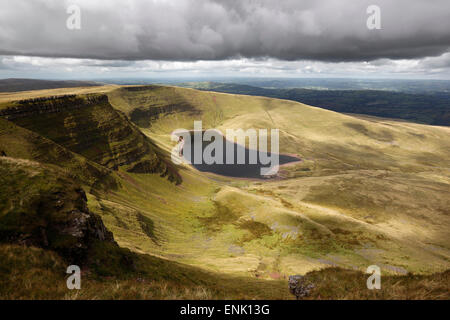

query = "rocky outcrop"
[
  {"left": 5, "top": 187, "right": 115, "bottom": 263},
  {"left": 0, "top": 157, "right": 117, "bottom": 264},
  {"left": 0, "top": 95, "right": 108, "bottom": 120},
  {"left": 288, "top": 275, "right": 315, "bottom": 299},
  {"left": 130, "top": 103, "right": 197, "bottom": 128},
  {"left": 36, "top": 188, "right": 116, "bottom": 262},
  {"left": 127, "top": 158, "right": 181, "bottom": 184}
]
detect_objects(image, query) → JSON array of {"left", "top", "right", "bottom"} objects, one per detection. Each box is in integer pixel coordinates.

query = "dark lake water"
[{"left": 180, "top": 132, "right": 300, "bottom": 179}]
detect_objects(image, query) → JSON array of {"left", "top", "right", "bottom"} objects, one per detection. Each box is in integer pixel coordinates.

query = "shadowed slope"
[
  {"left": 0, "top": 94, "right": 180, "bottom": 183},
  {"left": 0, "top": 117, "right": 117, "bottom": 192}
]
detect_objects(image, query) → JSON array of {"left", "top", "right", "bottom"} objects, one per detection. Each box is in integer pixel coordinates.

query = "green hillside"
[
  {"left": 108, "top": 85, "right": 450, "bottom": 276},
  {"left": 0, "top": 85, "right": 449, "bottom": 299}
]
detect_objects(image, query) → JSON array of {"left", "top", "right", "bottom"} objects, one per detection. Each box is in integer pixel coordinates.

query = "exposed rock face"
[
  {"left": 110, "top": 86, "right": 200, "bottom": 129},
  {"left": 14, "top": 187, "right": 115, "bottom": 263},
  {"left": 127, "top": 158, "right": 181, "bottom": 184},
  {"left": 0, "top": 95, "right": 107, "bottom": 120},
  {"left": 0, "top": 157, "right": 116, "bottom": 263},
  {"left": 288, "top": 275, "right": 315, "bottom": 299},
  {"left": 0, "top": 117, "right": 118, "bottom": 192},
  {"left": 0, "top": 94, "right": 180, "bottom": 183},
  {"left": 129, "top": 103, "right": 196, "bottom": 128}
]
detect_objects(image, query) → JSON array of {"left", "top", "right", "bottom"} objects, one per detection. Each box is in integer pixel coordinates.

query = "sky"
[{"left": 0, "top": 0, "right": 449, "bottom": 80}]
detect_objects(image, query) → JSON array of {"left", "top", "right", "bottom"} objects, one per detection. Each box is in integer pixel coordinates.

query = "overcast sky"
[{"left": 0, "top": 0, "right": 449, "bottom": 79}]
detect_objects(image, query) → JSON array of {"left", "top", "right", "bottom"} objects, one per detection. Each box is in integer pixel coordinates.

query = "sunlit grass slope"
[
  {"left": 0, "top": 154, "right": 290, "bottom": 300},
  {"left": 107, "top": 85, "right": 450, "bottom": 277},
  {"left": 0, "top": 84, "right": 448, "bottom": 299}
]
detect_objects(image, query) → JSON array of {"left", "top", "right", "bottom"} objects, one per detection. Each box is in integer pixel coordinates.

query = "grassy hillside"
[
  {"left": 107, "top": 85, "right": 450, "bottom": 277},
  {"left": 1, "top": 243, "right": 447, "bottom": 299},
  {"left": 0, "top": 157, "right": 291, "bottom": 299},
  {"left": 0, "top": 84, "right": 448, "bottom": 299}
]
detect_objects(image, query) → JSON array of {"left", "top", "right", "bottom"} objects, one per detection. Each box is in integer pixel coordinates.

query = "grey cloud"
[
  {"left": 83, "top": 61, "right": 137, "bottom": 68},
  {"left": 0, "top": 0, "right": 449, "bottom": 62},
  {"left": 420, "top": 53, "right": 450, "bottom": 69},
  {"left": 0, "top": 60, "right": 8, "bottom": 70}
]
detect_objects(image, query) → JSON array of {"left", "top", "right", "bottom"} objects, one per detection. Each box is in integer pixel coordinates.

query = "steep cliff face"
[
  {"left": 0, "top": 157, "right": 116, "bottom": 263},
  {"left": 0, "top": 94, "right": 180, "bottom": 183},
  {"left": 108, "top": 86, "right": 200, "bottom": 128},
  {"left": 0, "top": 118, "right": 118, "bottom": 192},
  {"left": 129, "top": 103, "right": 197, "bottom": 128},
  {"left": 0, "top": 95, "right": 104, "bottom": 120}
]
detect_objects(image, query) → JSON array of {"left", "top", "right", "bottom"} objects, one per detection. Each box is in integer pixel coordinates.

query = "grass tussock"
[
  {"left": 301, "top": 267, "right": 450, "bottom": 300},
  {"left": 0, "top": 244, "right": 291, "bottom": 300}
]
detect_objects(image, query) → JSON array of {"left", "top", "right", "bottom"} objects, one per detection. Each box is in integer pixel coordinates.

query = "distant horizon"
[
  {"left": 3, "top": 76, "right": 450, "bottom": 95},
  {"left": 2, "top": 76, "right": 450, "bottom": 82}
]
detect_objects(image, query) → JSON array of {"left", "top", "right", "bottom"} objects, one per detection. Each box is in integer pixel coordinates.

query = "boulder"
[{"left": 288, "top": 275, "right": 315, "bottom": 299}]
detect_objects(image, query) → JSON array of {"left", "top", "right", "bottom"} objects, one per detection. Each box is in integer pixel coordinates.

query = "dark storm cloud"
[{"left": 0, "top": 0, "right": 449, "bottom": 62}]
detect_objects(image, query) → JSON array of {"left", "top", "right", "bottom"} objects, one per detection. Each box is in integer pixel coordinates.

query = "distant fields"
[
  {"left": 0, "top": 78, "right": 102, "bottom": 93},
  {"left": 179, "top": 82, "right": 450, "bottom": 126}
]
